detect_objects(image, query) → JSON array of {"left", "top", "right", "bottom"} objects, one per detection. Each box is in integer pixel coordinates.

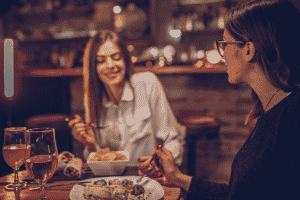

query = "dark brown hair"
[
  {"left": 88, "top": 30, "right": 134, "bottom": 126},
  {"left": 225, "top": 0, "right": 300, "bottom": 121}
]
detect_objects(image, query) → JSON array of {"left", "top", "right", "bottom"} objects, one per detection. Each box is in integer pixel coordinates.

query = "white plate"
[{"left": 69, "top": 176, "right": 164, "bottom": 200}]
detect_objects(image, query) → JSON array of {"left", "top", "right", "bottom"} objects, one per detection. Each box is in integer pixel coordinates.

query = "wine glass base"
[{"left": 5, "top": 181, "right": 27, "bottom": 191}]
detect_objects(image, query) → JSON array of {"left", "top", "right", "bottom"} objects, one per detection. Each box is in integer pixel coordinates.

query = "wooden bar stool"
[
  {"left": 25, "top": 114, "right": 73, "bottom": 153},
  {"left": 176, "top": 110, "right": 220, "bottom": 176}
]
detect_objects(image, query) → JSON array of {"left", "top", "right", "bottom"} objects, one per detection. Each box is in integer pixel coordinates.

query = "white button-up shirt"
[{"left": 84, "top": 72, "right": 183, "bottom": 165}]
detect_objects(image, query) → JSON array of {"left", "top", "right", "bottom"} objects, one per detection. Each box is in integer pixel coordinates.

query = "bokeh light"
[
  {"left": 167, "top": 25, "right": 182, "bottom": 42},
  {"left": 197, "top": 50, "right": 205, "bottom": 59},
  {"left": 127, "top": 45, "right": 134, "bottom": 52},
  {"left": 194, "top": 60, "right": 204, "bottom": 68},
  {"left": 114, "top": 15, "right": 124, "bottom": 30},
  {"left": 180, "top": 52, "right": 188, "bottom": 63},
  {"left": 149, "top": 47, "right": 159, "bottom": 58},
  {"left": 163, "top": 45, "right": 176, "bottom": 58},
  {"left": 206, "top": 49, "right": 222, "bottom": 64},
  {"left": 166, "top": 56, "right": 173, "bottom": 65},
  {"left": 131, "top": 56, "right": 137, "bottom": 63},
  {"left": 113, "top": 5, "right": 122, "bottom": 14}
]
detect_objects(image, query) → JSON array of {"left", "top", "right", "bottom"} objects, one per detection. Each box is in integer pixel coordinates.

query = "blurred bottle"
[
  {"left": 208, "top": 6, "right": 219, "bottom": 30},
  {"left": 72, "top": 48, "right": 84, "bottom": 68},
  {"left": 51, "top": 45, "right": 59, "bottom": 68},
  {"left": 193, "top": 12, "right": 205, "bottom": 31},
  {"left": 183, "top": 14, "right": 193, "bottom": 32},
  {"left": 217, "top": 7, "right": 227, "bottom": 29},
  {"left": 189, "top": 45, "right": 197, "bottom": 61}
]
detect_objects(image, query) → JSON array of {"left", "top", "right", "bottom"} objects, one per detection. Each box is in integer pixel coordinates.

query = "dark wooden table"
[{"left": 0, "top": 164, "right": 181, "bottom": 200}]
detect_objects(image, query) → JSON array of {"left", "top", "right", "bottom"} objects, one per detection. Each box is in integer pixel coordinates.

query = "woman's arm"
[
  {"left": 173, "top": 172, "right": 193, "bottom": 192},
  {"left": 148, "top": 73, "right": 183, "bottom": 165},
  {"left": 68, "top": 114, "right": 99, "bottom": 160}
]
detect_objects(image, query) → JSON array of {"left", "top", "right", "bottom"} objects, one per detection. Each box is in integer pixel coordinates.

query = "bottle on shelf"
[
  {"left": 51, "top": 45, "right": 59, "bottom": 68},
  {"left": 208, "top": 6, "right": 219, "bottom": 30},
  {"left": 192, "top": 12, "right": 205, "bottom": 31}
]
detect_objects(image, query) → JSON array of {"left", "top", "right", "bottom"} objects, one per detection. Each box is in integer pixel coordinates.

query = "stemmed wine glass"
[
  {"left": 2, "top": 127, "right": 29, "bottom": 190},
  {"left": 25, "top": 128, "right": 58, "bottom": 199}
]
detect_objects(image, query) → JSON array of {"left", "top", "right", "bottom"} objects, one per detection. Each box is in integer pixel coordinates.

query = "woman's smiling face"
[{"left": 96, "top": 40, "right": 126, "bottom": 87}]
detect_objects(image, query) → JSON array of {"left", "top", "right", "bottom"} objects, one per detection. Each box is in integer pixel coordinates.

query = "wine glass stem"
[
  {"left": 13, "top": 169, "right": 19, "bottom": 186},
  {"left": 39, "top": 182, "right": 46, "bottom": 199}
]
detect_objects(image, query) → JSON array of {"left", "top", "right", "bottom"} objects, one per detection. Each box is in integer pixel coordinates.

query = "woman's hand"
[
  {"left": 68, "top": 114, "right": 96, "bottom": 151},
  {"left": 153, "top": 145, "right": 182, "bottom": 184},
  {"left": 138, "top": 145, "right": 193, "bottom": 190},
  {"left": 138, "top": 156, "right": 163, "bottom": 179},
  {"left": 137, "top": 145, "right": 181, "bottom": 183}
]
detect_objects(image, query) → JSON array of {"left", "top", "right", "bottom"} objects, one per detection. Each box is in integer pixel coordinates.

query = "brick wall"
[{"left": 70, "top": 72, "right": 254, "bottom": 183}]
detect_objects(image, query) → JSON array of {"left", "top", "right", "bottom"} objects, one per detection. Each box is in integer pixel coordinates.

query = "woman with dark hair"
[
  {"left": 138, "top": 0, "right": 300, "bottom": 199},
  {"left": 68, "top": 30, "right": 183, "bottom": 165}
]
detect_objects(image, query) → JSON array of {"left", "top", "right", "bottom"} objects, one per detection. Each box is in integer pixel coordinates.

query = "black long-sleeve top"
[{"left": 188, "top": 89, "right": 300, "bottom": 200}]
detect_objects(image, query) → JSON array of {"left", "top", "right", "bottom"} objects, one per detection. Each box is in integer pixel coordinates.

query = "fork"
[
  {"left": 136, "top": 172, "right": 149, "bottom": 183},
  {"left": 29, "top": 181, "right": 91, "bottom": 191}
]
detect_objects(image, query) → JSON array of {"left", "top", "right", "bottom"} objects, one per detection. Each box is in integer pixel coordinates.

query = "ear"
[{"left": 243, "top": 42, "right": 256, "bottom": 62}]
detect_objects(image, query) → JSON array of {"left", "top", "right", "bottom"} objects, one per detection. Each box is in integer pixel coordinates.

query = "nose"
[{"left": 107, "top": 57, "right": 114, "bottom": 67}]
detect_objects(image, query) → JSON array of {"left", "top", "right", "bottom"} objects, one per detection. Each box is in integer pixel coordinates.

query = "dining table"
[{"left": 0, "top": 163, "right": 182, "bottom": 200}]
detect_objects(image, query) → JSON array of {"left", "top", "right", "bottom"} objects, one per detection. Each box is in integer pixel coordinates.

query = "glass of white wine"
[
  {"left": 25, "top": 128, "right": 58, "bottom": 199},
  {"left": 2, "top": 127, "right": 29, "bottom": 190}
]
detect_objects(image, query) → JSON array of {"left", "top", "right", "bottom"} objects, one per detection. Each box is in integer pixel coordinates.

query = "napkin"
[
  {"left": 64, "top": 157, "right": 83, "bottom": 178},
  {"left": 57, "top": 151, "right": 75, "bottom": 171}
]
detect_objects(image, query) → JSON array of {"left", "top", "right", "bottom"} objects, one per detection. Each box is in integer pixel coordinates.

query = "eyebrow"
[{"left": 96, "top": 52, "right": 120, "bottom": 57}]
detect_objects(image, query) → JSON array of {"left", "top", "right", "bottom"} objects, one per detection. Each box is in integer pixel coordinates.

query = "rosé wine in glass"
[
  {"left": 2, "top": 127, "right": 28, "bottom": 190},
  {"left": 25, "top": 127, "right": 58, "bottom": 199}
]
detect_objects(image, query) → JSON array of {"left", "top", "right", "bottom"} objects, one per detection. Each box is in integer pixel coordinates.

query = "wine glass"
[
  {"left": 25, "top": 128, "right": 58, "bottom": 199},
  {"left": 2, "top": 127, "right": 28, "bottom": 190}
]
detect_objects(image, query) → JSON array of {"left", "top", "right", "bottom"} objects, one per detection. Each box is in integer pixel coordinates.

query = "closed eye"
[
  {"left": 96, "top": 53, "right": 122, "bottom": 64},
  {"left": 96, "top": 56, "right": 105, "bottom": 64},
  {"left": 111, "top": 53, "right": 121, "bottom": 61}
]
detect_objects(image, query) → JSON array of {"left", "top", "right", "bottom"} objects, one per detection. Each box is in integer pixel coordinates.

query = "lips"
[
  {"left": 105, "top": 68, "right": 121, "bottom": 76},
  {"left": 106, "top": 72, "right": 120, "bottom": 78}
]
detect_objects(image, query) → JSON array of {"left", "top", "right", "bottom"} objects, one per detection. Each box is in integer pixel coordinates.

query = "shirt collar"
[{"left": 103, "top": 81, "right": 133, "bottom": 107}]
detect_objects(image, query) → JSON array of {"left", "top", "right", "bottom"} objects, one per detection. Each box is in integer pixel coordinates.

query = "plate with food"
[{"left": 69, "top": 176, "right": 164, "bottom": 200}]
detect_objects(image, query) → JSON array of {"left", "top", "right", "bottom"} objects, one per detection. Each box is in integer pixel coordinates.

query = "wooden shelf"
[
  {"left": 25, "top": 64, "right": 227, "bottom": 77},
  {"left": 18, "top": 36, "right": 153, "bottom": 48},
  {"left": 182, "top": 29, "right": 224, "bottom": 35},
  {"left": 134, "top": 64, "right": 227, "bottom": 74},
  {"left": 26, "top": 68, "right": 83, "bottom": 77}
]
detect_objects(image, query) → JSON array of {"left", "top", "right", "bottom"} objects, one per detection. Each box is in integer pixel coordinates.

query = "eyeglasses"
[{"left": 216, "top": 40, "right": 245, "bottom": 57}]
